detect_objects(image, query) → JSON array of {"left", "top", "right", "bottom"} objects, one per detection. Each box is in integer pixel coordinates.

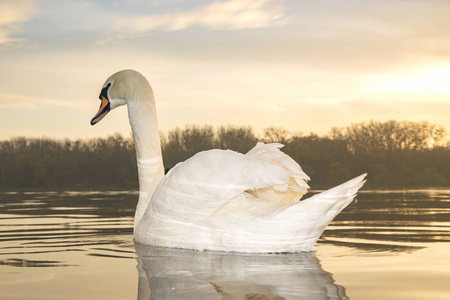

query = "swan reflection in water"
[{"left": 135, "top": 243, "right": 348, "bottom": 300}]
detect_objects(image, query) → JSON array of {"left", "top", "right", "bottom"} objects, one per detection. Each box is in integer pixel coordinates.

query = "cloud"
[
  {"left": 113, "top": 0, "right": 287, "bottom": 33},
  {"left": 0, "top": 0, "right": 37, "bottom": 44},
  {"left": 0, "top": 93, "right": 84, "bottom": 109}
]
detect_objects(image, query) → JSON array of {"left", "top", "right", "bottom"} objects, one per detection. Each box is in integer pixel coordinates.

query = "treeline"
[{"left": 0, "top": 120, "right": 449, "bottom": 190}]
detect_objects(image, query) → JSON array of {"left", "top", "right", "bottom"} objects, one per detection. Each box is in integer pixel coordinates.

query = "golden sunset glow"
[
  {"left": 0, "top": 0, "right": 449, "bottom": 139},
  {"left": 365, "top": 65, "right": 450, "bottom": 95}
]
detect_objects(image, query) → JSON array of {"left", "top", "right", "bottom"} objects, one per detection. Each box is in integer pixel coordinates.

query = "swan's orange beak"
[{"left": 90, "top": 96, "right": 110, "bottom": 125}]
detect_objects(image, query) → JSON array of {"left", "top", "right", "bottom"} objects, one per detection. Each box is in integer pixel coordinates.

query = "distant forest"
[{"left": 0, "top": 120, "right": 449, "bottom": 190}]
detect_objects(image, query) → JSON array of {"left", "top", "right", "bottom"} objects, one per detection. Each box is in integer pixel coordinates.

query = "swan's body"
[{"left": 91, "top": 70, "right": 366, "bottom": 253}]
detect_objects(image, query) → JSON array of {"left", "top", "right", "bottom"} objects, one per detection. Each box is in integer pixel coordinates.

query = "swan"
[{"left": 90, "top": 69, "right": 366, "bottom": 253}]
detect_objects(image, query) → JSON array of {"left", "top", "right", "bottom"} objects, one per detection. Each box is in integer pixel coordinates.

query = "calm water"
[{"left": 0, "top": 189, "right": 449, "bottom": 299}]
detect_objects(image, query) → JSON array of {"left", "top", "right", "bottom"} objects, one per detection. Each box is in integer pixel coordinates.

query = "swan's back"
[{"left": 145, "top": 144, "right": 306, "bottom": 223}]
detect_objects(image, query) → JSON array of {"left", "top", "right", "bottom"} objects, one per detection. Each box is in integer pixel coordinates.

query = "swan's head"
[{"left": 91, "top": 69, "right": 149, "bottom": 125}]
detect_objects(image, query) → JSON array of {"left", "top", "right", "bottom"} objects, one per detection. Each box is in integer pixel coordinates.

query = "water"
[{"left": 0, "top": 189, "right": 449, "bottom": 299}]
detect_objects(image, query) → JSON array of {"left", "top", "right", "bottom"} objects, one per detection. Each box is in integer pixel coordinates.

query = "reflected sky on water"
[{"left": 0, "top": 189, "right": 449, "bottom": 299}]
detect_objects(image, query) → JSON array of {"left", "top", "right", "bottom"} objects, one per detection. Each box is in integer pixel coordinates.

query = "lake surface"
[{"left": 0, "top": 189, "right": 449, "bottom": 299}]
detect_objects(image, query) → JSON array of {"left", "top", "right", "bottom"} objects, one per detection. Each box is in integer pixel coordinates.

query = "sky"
[{"left": 1, "top": 0, "right": 450, "bottom": 140}]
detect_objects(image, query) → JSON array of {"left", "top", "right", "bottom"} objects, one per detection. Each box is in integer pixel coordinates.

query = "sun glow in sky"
[{"left": 1, "top": 0, "right": 449, "bottom": 140}]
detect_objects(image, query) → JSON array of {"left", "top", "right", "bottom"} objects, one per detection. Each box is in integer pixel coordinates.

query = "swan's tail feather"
[
  {"left": 268, "top": 173, "right": 367, "bottom": 251},
  {"left": 313, "top": 173, "right": 367, "bottom": 222}
]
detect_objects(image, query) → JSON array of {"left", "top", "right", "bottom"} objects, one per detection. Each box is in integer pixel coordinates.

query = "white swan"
[{"left": 91, "top": 69, "right": 366, "bottom": 253}]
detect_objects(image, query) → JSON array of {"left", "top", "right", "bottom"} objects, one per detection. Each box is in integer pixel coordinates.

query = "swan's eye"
[{"left": 99, "top": 83, "right": 111, "bottom": 100}]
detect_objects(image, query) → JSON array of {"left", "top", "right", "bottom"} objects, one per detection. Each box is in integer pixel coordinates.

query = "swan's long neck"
[{"left": 127, "top": 85, "right": 165, "bottom": 229}]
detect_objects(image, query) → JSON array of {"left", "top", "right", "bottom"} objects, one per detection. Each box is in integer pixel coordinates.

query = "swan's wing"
[
  {"left": 246, "top": 143, "right": 310, "bottom": 203},
  {"left": 150, "top": 144, "right": 309, "bottom": 223},
  {"left": 201, "top": 173, "right": 366, "bottom": 252}
]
